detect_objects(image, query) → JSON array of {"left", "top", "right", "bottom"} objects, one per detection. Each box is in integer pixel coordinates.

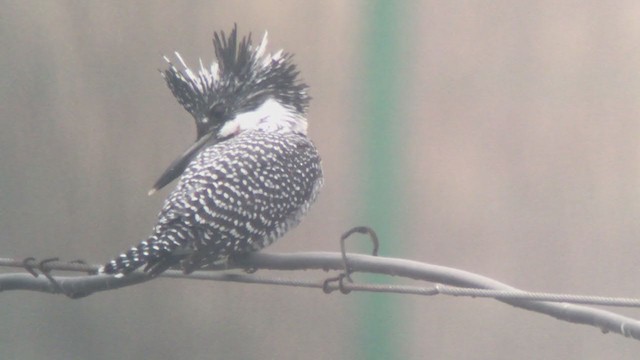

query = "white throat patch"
[{"left": 217, "top": 98, "right": 308, "bottom": 138}]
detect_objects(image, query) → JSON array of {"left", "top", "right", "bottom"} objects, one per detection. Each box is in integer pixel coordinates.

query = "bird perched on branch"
[{"left": 101, "top": 25, "right": 323, "bottom": 277}]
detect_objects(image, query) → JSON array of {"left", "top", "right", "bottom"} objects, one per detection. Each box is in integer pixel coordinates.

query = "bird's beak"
[{"left": 148, "top": 130, "right": 216, "bottom": 195}]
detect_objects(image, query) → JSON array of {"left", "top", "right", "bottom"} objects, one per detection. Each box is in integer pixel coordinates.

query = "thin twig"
[
  {"left": 1, "top": 252, "right": 640, "bottom": 340},
  {"left": 434, "top": 285, "right": 640, "bottom": 307}
]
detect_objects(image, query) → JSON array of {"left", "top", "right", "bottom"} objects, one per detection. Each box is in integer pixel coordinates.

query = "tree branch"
[{"left": 1, "top": 252, "right": 639, "bottom": 341}]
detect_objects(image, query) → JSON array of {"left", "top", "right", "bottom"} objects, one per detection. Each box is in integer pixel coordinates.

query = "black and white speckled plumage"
[{"left": 102, "top": 26, "right": 322, "bottom": 276}]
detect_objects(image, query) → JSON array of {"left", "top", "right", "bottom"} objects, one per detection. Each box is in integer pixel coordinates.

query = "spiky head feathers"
[{"left": 162, "top": 25, "right": 310, "bottom": 140}]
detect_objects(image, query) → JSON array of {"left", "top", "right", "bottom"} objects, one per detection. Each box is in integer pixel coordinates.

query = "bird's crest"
[{"left": 162, "top": 25, "right": 310, "bottom": 123}]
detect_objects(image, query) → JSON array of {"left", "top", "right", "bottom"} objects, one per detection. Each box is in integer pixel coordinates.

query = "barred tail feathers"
[{"left": 101, "top": 225, "right": 193, "bottom": 276}]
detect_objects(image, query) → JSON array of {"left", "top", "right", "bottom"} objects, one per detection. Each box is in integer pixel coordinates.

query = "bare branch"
[{"left": 1, "top": 252, "right": 640, "bottom": 340}]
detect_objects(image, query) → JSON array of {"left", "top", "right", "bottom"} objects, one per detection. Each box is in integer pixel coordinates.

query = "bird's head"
[{"left": 150, "top": 25, "right": 310, "bottom": 194}]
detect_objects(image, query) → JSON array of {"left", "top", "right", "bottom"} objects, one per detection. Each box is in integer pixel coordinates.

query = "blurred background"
[{"left": 2, "top": 1, "right": 640, "bottom": 359}]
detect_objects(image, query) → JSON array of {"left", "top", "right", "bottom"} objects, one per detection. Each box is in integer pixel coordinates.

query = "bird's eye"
[{"left": 208, "top": 103, "right": 227, "bottom": 120}]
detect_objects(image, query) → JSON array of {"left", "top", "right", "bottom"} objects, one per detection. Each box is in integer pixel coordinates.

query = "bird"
[{"left": 101, "top": 25, "right": 323, "bottom": 277}]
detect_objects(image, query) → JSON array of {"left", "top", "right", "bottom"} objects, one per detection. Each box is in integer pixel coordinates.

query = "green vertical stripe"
[{"left": 358, "top": 1, "right": 406, "bottom": 359}]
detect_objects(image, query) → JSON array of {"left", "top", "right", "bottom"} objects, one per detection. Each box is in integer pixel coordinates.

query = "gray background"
[{"left": 2, "top": 1, "right": 640, "bottom": 359}]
